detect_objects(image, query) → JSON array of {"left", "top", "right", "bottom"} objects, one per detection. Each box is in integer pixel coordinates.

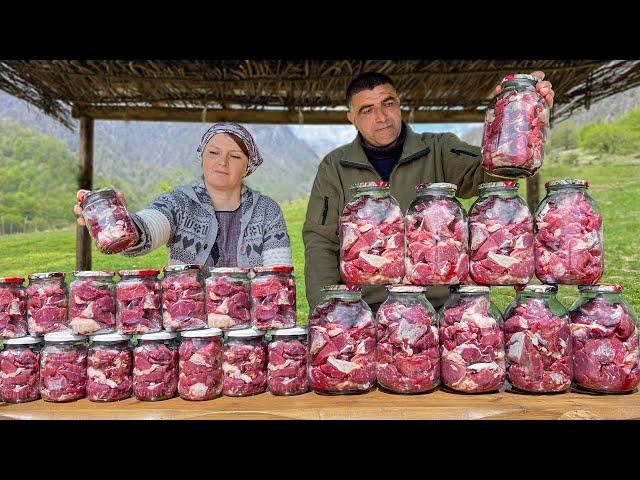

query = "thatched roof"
[{"left": 1, "top": 59, "right": 639, "bottom": 128}]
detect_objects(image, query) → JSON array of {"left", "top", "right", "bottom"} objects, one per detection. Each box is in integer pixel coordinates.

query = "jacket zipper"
[
  {"left": 450, "top": 148, "right": 479, "bottom": 157},
  {"left": 321, "top": 196, "right": 329, "bottom": 225}
]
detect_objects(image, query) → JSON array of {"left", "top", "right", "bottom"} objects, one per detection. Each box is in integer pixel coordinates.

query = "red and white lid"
[
  {"left": 253, "top": 265, "right": 294, "bottom": 274},
  {"left": 0, "top": 277, "right": 25, "bottom": 284},
  {"left": 118, "top": 269, "right": 160, "bottom": 277}
]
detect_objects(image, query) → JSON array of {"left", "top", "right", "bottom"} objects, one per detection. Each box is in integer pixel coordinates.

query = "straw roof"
[{"left": 1, "top": 60, "right": 639, "bottom": 128}]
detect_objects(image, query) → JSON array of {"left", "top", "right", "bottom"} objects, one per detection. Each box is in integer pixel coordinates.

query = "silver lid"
[
  {"left": 578, "top": 284, "right": 623, "bottom": 293},
  {"left": 416, "top": 182, "right": 457, "bottom": 192},
  {"left": 137, "top": 331, "right": 178, "bottom": 341},
  {"left": 545, "top": 179, "right": 589, "bottom": 189},
  {"left": 387, "top": 285, "right": 427, "bottom": 294},
  {"left": 90, "top": 332, "right": 132, "bottom": 342},
  {"left": 226, "top": 327, "right": 265, "bottom": 338},
  {"left": 73, "top": 270, "right": 115, "bottom": 278},
  {"left": 209, "top": 267, "right": 249, "bottom": 274},
  {"left": 270, "top": 327, "right": 307, "bottom": 336},
  {"left": 164, "top": 264, "right": 202, "bottom": 274},
  {"left": 29, "top": 272, "right": 65, "bottom": 281},
  {"left": 455, "top": 285, "right": 490, "bottom": 294},
  {"left": 524, "top": 284, "right": 558, "bottom": 294},
  {"left": 44, "top": 331, "right": 87, "bottom": 342},
  {"left": 4, "top": 335, "right": 43, "bottom": 345},
  {"left": 180, "top": 328, "right": 223, "bottom": 338}
]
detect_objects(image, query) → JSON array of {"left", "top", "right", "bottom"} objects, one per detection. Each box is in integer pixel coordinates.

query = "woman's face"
[{"left": 201, "top": 133, "right": 249, "bottom": 191}]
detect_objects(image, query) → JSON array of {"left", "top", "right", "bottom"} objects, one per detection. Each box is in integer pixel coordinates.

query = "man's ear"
[{"left": 347, "top": 110, "right": 355, "bottom": 126}]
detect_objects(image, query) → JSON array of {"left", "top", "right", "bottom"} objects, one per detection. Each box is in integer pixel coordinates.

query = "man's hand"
[{"left": 494, "top": 70, "right": 554, "bottom": 107}]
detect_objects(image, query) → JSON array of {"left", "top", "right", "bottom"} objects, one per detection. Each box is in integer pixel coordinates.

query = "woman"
[{"left": 74, "top": 122, "right": 292, "bottom": 270}]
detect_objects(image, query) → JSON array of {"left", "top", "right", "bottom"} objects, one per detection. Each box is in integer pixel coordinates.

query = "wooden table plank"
[{"left": 1, "top": 388, "right": 639, "bottom": 420}]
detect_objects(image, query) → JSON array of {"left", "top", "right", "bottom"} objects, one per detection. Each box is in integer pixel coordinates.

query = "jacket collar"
[{"left": 340, "top": 122, "right": 430, "bottom": 169}]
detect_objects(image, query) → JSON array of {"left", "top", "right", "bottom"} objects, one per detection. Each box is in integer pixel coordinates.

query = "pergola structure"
[{"left": 1, "top": 59, "right": 639, "bottom": 270}]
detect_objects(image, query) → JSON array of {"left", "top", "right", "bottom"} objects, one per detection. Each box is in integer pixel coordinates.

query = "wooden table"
[{"left": 2, "top": 388, "right": 639, "bottom": 420}]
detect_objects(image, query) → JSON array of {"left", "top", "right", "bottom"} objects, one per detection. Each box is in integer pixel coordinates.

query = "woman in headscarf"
[{"left": 74, "top": 122, "right": 292, "bottom": 270}]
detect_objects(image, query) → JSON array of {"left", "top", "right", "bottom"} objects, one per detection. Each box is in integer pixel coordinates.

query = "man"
[{"left": 303, "top": 70, "right": 554, "bottom": 312}]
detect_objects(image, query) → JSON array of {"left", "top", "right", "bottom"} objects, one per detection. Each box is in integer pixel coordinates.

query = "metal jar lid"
[
  {"left": 0, "top": 277, "right": 25, "bottom": 284},
  {"left": 73, "top": 270, "right": 115, "bottom": 278},
  {"left": 44, "top": 331, "right": 87, "bottom": 343},
  {"left": 80, "top": 186, "right": 117, "bottom": 207},
  {"left": 545, "top": 179, "right": 589, "bottom": 189},
  {"left": 270, "top": 327, "right": 307, "bottom": 337},
  {"left": 137, "top": 331, "right": 178, "bottom": 341},
  {"left": 253, "top": 265, "right": 294, "bottom": 274},
  {"left": 387, "top": 285, "right": 427, "bottom": 294},
  {"left": 210, "top": 267, "right": 250, "bottom": 274},
  {"left": 181, "top": 328, "right": 223, "bottom": 338},
  {"left": 226, "top": 327, "right": 265, "bottom": 338},
  {"left": 523, "top": 284, "right": 558, "bottom": 294},
  {"left": 90, "top": 332, "right": 132, "bottom": 343},
  {"left": 28, "top": 272, "right": 66, "bottom": 281},
  {"left": 164, "top": 264, "right": 202, "bottom": 274},
  {"left": 118, "top": 269, "right": 160, "bottom": 277},
  {"left": 4, "top": 335, "right": 43, "bottom": 345},
  {"left": 578, "top": 284, "right": 623, "bottom": 293}
]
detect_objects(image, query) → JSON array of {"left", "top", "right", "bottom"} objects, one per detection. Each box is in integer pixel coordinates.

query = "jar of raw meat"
[
  {"left": 503, "top": 284, "right": 572, "bottom": 393},
  {"left": 469, "top": 182, "right": 534, "bottom": 285},
  {"left": 80, "top": 186, "right": 139, "bottom": 254},
  {"left": 206, "top": 267, "right": 251, "bottom": 330},
  {"left": 439, "top": 286, "right": 505, "bottom": 393},
  {"left": 250, "top": 266, "right": 296, "bottom": 330},
  {"left": 26, "top": 272, "right": 68, "bottom": 337},
  {"left": 482, "top": 73, "right": 549, "bottom": 178},
  {"left": 161, "top": 264, "right": 206, "bottom": 332},
  {"left": 535, "top": 179, "right": 603, "bottom": 285},
  {"left": 87, "top": 332, "right": 133, "bottom": 402},
  {"left": 41, "top": 331, "right": 88, "bottom": 402},
  {"left": 569, "top": 284, "right": 639, "bottom": 393},
  {"left": 405, "top": 183, "right": 469, "bottom": 285},
  {"left": 179, "top": 328, "right": 224, "bottom": 401},
  {"left": 0, "top": 335, "right": 42, "bottom": 403},
  {"left": 133, "top": 331, "right": 179, "bottom": 401},
  {"left": 222, "top": 328, "right": 267, "bottom": 397},
  {"left": 308, "top": 285, "right": 376, "bottom": 395},
  {"left": 340, "top": 181, "right": 405, "bottom": 285},
  {"left": 69, "top": 271, "right": 116, "bottom": 336},
  {"left": 0, "top": 277, "right": 27, "bottom": 339},
  {"left": 376, "top": 285, "right": 439, "bottom": 394},
  {"left": 267, "top": 327, "right": 309, "bottom": 396},
  {"left": 116, "top": 269, "right": 163, "bottom": 335}
]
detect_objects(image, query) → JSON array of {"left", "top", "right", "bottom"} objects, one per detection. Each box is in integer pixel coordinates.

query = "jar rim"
[
  {"left": 387, "top": 285, "right": 427, "bottom": 294},
  {"left": 44, "top": 331, "right": 87, "bottom": 342},
  {"left": 350, "top": 181, "right": 390, "bottom": 191},
  {"left": 4, "top": 335, "right": 42, "bottom": 345},
  {"left": 416, "top": 182, "right": 457, "bottom": 192},
  {"left": 137, "top": 331, "right": 177, "bottom": 341},
  {"left": 270, "top": 327, "right": 307, "bottom": 336},
  {"left": 163, "top": 264, "right": 202, "bottom": 274},
  {"left": 80, "top": 186, "right": 117, "bottom": 207},
  {"left": 73, "top": 270, "right": 115, "bottom": 278},
  {"left": 226, "top": 327, "right": 265, "bottom": 338},
  {"left": 578, "top": 284, "right": 623, "bottom": 293},
  {"left": 181, "top": 328, "right": 223, "bottom": 338},
  {"left": 523, "top": 284, "right": 558, "bottom": 294},
  {"left": 0, "top": 277, "right": 25, "bottom": 284},
  {"left": 209, "top": 267, "right": 250, "bottom": 274},
  {"left": 453, "top": 285, "right": 490, "bottom": 294},
  {"left": 28, "top": 272, "right": 65, "bottom": 281},
  {"left": 545, "top": 179, "right": 589, "bottom": 189},
  {"left": 90, "top": 332, "right": 132, "bottom": 342},
  {"left": 478, "top": 181, "right": 519, "bottom": 193},
  {"left": 118, "top": 269, "right": 159, "bottom": 277}
]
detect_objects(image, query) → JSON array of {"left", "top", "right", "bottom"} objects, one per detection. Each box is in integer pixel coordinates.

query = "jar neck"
[
  {"left": 121, "top": 274, "right": 156, "bottom": 281},
  {"left": 547, "top": 185, "right": 588, "bottom": 194},
  {"left": 351, "top": 187, "right": 390, "bottom": 199},
  {"left": 416, "top": 187, "right": 455, "bottom": 198},
  {"left": 321, "top": 292, "right": 361, "bottom": 303},
  {"left": 478, "top": 188, "right": 518, "bottom": 199}
]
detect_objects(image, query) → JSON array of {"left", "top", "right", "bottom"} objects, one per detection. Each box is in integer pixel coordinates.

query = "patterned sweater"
[{"left": 122, "top": 179, "right": 292, "bottom": 269}]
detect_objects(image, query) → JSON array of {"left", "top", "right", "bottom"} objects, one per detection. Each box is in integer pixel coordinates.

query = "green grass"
[{"left": 0, "top": 152, "right": 638, "bottom": 323}]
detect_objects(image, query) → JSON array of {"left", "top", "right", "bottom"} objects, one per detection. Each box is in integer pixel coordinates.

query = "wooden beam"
[
  {"left": 526, "top": 175, "right": 541, "bottom": 214},
  {"left": 76, "top": 116, "right": 93, "bottom": 271},
  {"left": 71, "top": 105, "right": 485, "bottom": 124}
]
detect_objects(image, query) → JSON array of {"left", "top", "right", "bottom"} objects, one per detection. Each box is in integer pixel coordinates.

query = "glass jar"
[
  {"left": 0, "top": 277, "right": 28, "bottom": 339},
  {"left": 569, "top": 284, "right": 639, "bottom": 393},
  {"left": 339, "top": 181, "right": 405, "bottom": 285},
  {"left": 267, "top": 327, "right": 309, "bottom": 396},
  {"left": 133, "top": 331, "right": 179, "bottom": 401},
  {"left": 482, "top": 73, "right": 549, "bottom": 178},
  {"left": 206, "top": 267, "right": 251, "bottom": 330},
  {"left": 250, "top": 266, "right": 296, "bottom": 330},
  {"left": 469, "top": 182, "right": 534, "bottom": 285},
  {"left": 26, "top": 272, "right": 68, "bottom": 336},
  {"left": 69, "top": 271, "right": 116, "bottom": 336},
  {"left": 535, "top": 179, "right": 603, "bottom": 285},
  {"left": 376, "top": 286, "right": 439, "bottom": 394},
  {"left": 439, "top": 286, "right": 506, "bottom": 393},
  {"left": 116, "top": 269, "right": 163, "bottom": 334},
  {"left": 503, "top": 285, "right": 572, "bottom": 393},
  {"left": 179, "top": 328, "right": 224, "bottom": 401},
  {"left": 87, "top": 332, "right": 133, "bottom": 402},
  {"left": 222, "top": 328, "right": 267, "bottom": 397},
  {"left": 0, "top": 336, "right": 42, "bottom": 403},
  {"left": 405, "top": 183, "right": 469, "bottom": 286},
  {"left": 161, "top": 264, "right": 206, "bottom": 332},
  {"left": 80, "top": 186, "right": 139, "bottom": 254},
  {"left": 308, "top": 285, "right": 376, "bottom": 395},
  {"left": 40, "top": 331, "right": 88, "bottom": 402}
]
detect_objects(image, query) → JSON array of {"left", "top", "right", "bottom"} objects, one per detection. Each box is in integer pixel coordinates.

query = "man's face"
[{"left": 347, "top": 83, "right": 402, "bottom": 148}]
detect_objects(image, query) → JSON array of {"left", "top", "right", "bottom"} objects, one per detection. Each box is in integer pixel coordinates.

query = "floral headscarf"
[{"left": 197, "top": 122, "right": 263, "bottom": 177}]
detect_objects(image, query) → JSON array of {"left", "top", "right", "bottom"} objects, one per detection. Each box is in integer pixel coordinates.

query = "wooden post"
[
  {"left": 526, "top": 175, "right": 541, "bottom": 214},
  {"left": 76, "top": 116, "right": 94, "bottom": 271}
]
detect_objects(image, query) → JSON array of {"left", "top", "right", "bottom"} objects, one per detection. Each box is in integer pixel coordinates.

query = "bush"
[
  {"left": 579, "top": 122, "right": 640, "bottom": 154},
  {"left": 548, "top": 120, "right": 580, "bottom": 151}
]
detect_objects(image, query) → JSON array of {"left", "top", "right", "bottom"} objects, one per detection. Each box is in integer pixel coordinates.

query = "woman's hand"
[
  {"left": 74, "top": 189, "right": 127, "bottom": 226},
  {"left": 494, "top": 70, "right": 555, "bottom": 107}
]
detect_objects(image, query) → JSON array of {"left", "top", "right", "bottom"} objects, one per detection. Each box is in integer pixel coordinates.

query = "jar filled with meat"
[{"left": 161, "top": 264, "right": 206, "bottom": 332}]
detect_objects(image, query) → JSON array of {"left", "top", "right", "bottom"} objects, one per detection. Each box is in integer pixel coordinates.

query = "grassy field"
[{"left": 0, "top": 151, "right": 638, "bottom": 324}]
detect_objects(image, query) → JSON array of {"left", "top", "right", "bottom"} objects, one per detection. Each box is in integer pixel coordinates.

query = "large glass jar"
[
  {"left": 405, "top": 183, "right": 469, "bottom": 286},
  {"left": 179, "top": 328, "right": 224, "bottom": 401},
  {"left": 308, "top": 285, "right": 376, "bottom": 395},
  {"left": 80, "top": 186, "right": 139, "bottom": 254},
  {"left": 0, "top": 276, "right": 27, "bottom": 339},
  {"left": 482, "top": 73, "right": 549, "bottom": 178},
  {"left": 339, "top": 181, "right": 405, "bottom": 285},
  {"left": 26, "top": 272, "right": 68, "bottom": 336},
  {"left": 0, "top": 335, "right": 42, "bottom": 403},
  {"left": 161, "top": 264, "right": 206, "bottom": 333},
  {"left": 250, "top": 266, "right": 296, "bottom": 330},
  {"left": 87, "top": 332, "right": 133, "bottom": 402},
  {"left": 376, "top": 285, "right": 440, "bottom": 394},
  {"left": 267, "top": 327, "right": 309, "bottom": 396},
  {"left": 69, "top": 271, "right": 116, "bottom": 336},
  {"left": 469, "top": 182, "right": 534, "bottom": 285},
  {"left": 569, "top": 284, "right": 639, "bottom": 393},
  {"left": 439, "top": 286, "right": 506, "bottom": 393},
  {"left": 116, "top": 269, "right": 163, "bottom": 335},
  {"left": 206, "top": 267, "right": 251, "bottom": 330},
  {"left": 535, "top": 179, "right": 603, "bottom": 285},
  {"left": 503, "top": 285, "right": 572, "bottom": 393},
  {"left": 40, "top": 331, "right": 88, "bottom": 402},
  {"left": 133, "top": 331, "right": 179, "bottom": 401},
  {"left": 222, "top": 328, "right": 267, "bottom": 397}
]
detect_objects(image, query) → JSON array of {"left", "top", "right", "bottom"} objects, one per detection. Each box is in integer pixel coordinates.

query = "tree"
[{"left": 548, "top": 120, "right": 580, "bottom": 150}]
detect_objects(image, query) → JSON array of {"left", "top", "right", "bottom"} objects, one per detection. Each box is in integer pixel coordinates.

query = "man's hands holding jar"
[
  {"left": 494, "top": 71, "right": 555, "bottom": 107},
  {"left": 74, "top": 189, "right": 128, "bottom": 226}
]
